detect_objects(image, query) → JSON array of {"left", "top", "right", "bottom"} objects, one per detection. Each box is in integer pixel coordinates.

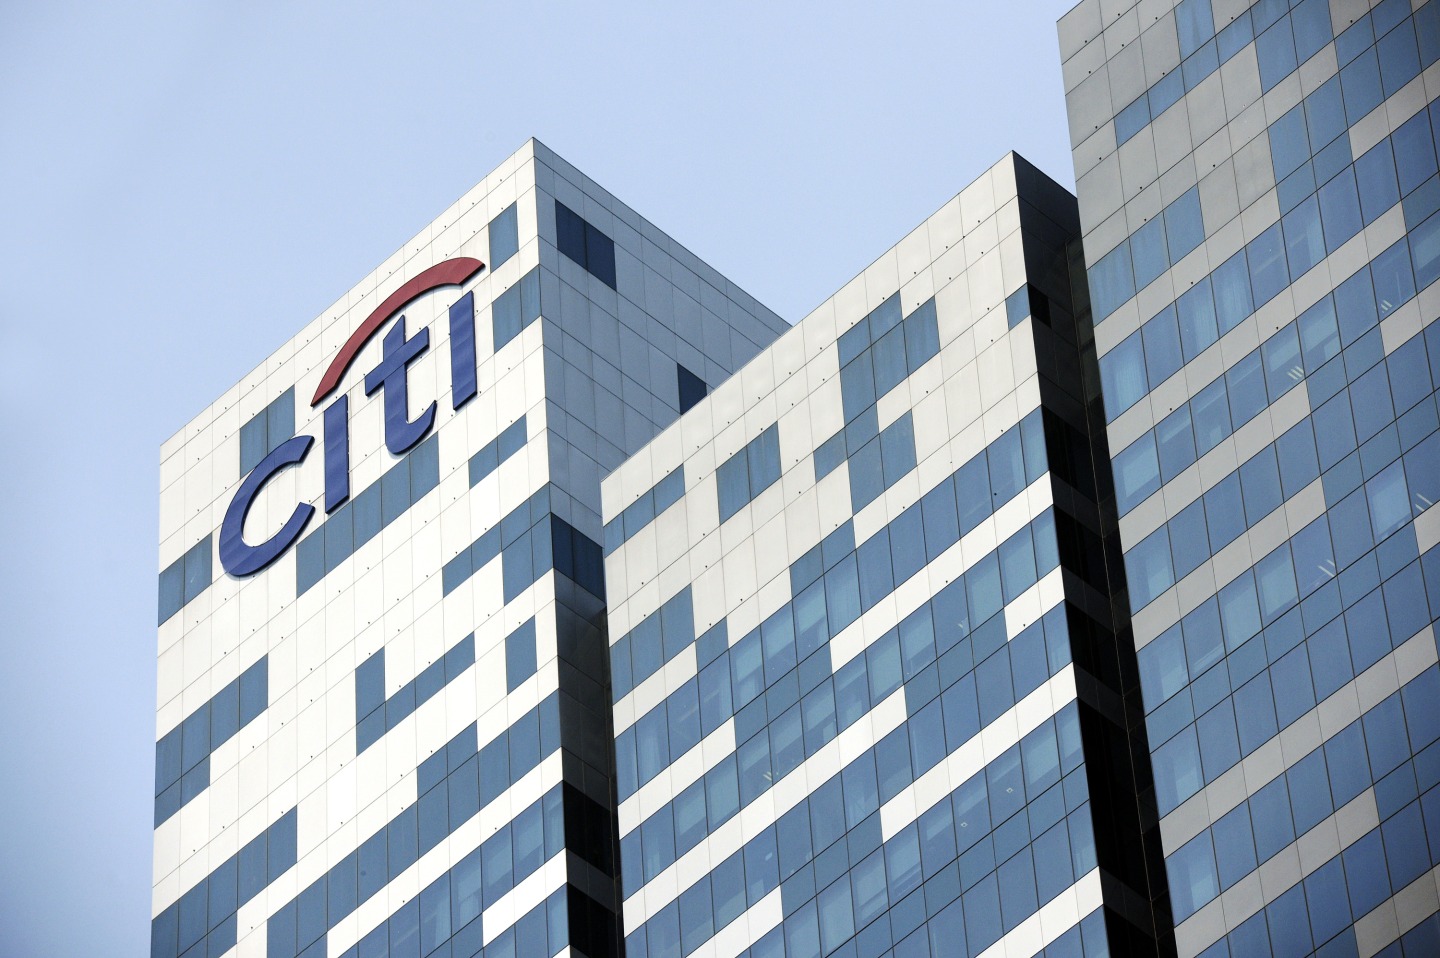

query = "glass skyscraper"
[
  {"left": 599, "top": 154, "right": 1169, "bottom": 957},
  {"left": 1060, "top": 0, "right": 1440, "bottom": 955}
]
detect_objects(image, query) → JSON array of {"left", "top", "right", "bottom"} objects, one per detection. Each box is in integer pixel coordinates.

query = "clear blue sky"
[{"left": 0, "top": 3, "right": 1076, "bottom": 954}]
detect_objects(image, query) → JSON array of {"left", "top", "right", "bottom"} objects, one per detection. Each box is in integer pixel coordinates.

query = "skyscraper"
[
  {"left": 599, "top": 154, "right": 1171, "bottom": 958},
  {"left": 151, "top": 139, "right": 786, "bottom": 958},
  {"left": 154, "top": 6, "right": 1440, "bottom": 953},
  {"left": 1059, "top": 0, "right": 1440, "bottom": 954}
]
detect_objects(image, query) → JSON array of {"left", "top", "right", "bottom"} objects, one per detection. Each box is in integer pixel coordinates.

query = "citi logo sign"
[{"left": 219, "top": 257, "right": 486, "bottom": 577}]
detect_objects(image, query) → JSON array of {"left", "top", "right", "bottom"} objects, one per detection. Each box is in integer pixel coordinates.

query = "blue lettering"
[
  {"left": 324, "top": 396, "right": 349, "bottom": 513},
  {"left": 363, "top": 316, "right": 435, "bottom": 455},
  {"left": 219, "top": 435, "right": 316, "bottom": 576},
  {"left": 449, "top": 291, "right": 478, "bottom": 410}
]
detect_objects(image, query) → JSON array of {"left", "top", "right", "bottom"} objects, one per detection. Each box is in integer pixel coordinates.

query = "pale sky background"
[{"left": 0, "top": 3, "right": 1078, "bottom": 954}]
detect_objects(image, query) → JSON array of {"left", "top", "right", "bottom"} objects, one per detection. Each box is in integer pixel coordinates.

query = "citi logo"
[{"left": 219, "top": 257, "right": 486, "bottom": 577}]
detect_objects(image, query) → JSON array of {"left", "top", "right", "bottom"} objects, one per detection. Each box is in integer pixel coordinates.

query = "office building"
[
  {"left": 151, "top": 139, "right": 787, "bottom": 958},
  {"left": 599, "top": 154, "right": 1171, "bottom": 957},
  {"left": 152, "top": 4, "right": 1440, "bottom": 951},
  {"left": 1059, "top": 0, "right": 1440, "bottom": 954}
]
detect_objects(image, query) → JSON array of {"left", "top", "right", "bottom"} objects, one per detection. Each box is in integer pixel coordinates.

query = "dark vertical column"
[
  {"left": 552, "top": 572, "right": 625, "bottom": 958},
  {"left": 1015, "top": 157, "right": 1178, "bottom": 958}
]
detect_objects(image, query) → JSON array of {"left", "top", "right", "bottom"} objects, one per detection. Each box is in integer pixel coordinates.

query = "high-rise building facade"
[
  {"left": 151, "top": 140, "right": 786, "bottom": 958},
  {"left": 154, "top": 8, "right": 1440, "bottom": 955},
  {"left": 1059, "top": 0, "right": 1440, "bottom": 955},
  {"left": 598, "top": 155, "right": 1170, "bottom": 958}
]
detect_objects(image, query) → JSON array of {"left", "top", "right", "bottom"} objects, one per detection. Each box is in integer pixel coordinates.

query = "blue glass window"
[
  {"left": 1367, "top": 459, "right": 1411, "bottom": 541},
  {"left": 1170, "top": 500, "right": 1209, "bottom": 581},
  {"left": 1298, "top": 301, "right": 1340, "bottom": 378},
  {"left": 904, "top": 299, "right": 940, "bottom": 368},
  {"left": 1111, "top": 432, "right": 1157, "bottom": 515},
  {"left": 1157, "top": 405, "right": 1197, "bottom": 482},
  {"left": 1206, "top": 472, "right": 1247, "bottom": 552},
  {"left": 1127, "top": 526, "right": 1175, "bottom": 611},
  {"left": 677, "top": 364, "right": 707, "bottom": 414},
  {"left": 718, "top": 425, "right": 782, "bottom": 521},
  {"left": 505, "top": 619, "right": 537, "bottom": 692},
  {"left": 1379, "top": 15, "right": 1422, "bottom": 98},
  {"left": 1307, "top": 852, "right": 1347, "bottom": 939},
  {"left": 1218, "top": 10, "right": 1255, "bottom": 59},
  {"left": 1248, "top": 223, "right": 1290, "bottom": 306},
  {"left": 1004, "top": 285, "right": 1031, "bottom": 328},
  {"left": 239, "top": 388, "right": 296, "bottom": 479},
  {"left": 1306, "top": 75, "right": 1346, "bottom": 154},
  {"left": 1116, "top": 98, "right": 1150, "bottom": 145},
  {"left": 1257, "top": 17, "right": 1298, "bottom": 92},
  {"left": 880, "top": 413, "right": 917, "bottom": 486},
  {"left": 1293, "top": 0, "right": 1333, "bottom": 61},
  {"left": 1373, "top": 238, "right": 1417, "bottom": 316},
  {"left": 1102, "top": 333, "right": 1148, "bottom": 421},
  {"left": 1211, "top": 250, "right": 1253, "bottom": 335},
  {"left": 1140, "top": 624, "right": 1188, "bottom": 706},
  {"left": 1212, "top": 804, "right": 1257, "bottom": 890},
  {"left": 488, "top": 203, "right": 519, "bottom": 268},
  {"left": 1150, "top": 70, "right": 1185, "bottom": 122},
  {"left": 1261, "top": 326, "right": 1302, "bottom": 401},
  {"left": 955, "top": 452, "right": 992, "bottom": 533},
  {"left": 920, "top": 482, "right": 959, "bottom": 564},
  {"left": 489, "top": 268, "right": 540, "bottom": 354},
  {"left": 1412, "top": 207, "right": 1440, "bottom": 288},
  {"left": 158, "top": 534, "right": 214, "bottom": 625},
  {"left": 1176, "top": 0, "right": 1216, "bottom": 58},
  {"left": 554, "top": 202, "right": 616, "bottom": 289},
  {"left": 1191, "top": 377, "right": 1231, "bottom": 454},
  {"left": 988, "top": 428, "right": 1026, "bottom": 504},
  {"left": 1320, "top": 169, "right": 1364, "bottom": 252},
  {"left": 1143, "top": 305, "right": 1184, "bottom": 384},
  {"left": 1270, "top": 105, "right": 1310, "bottom": 181},
  {"left": 1088, "top": 241, "right": 1134, "bottom": 321},
  {"left": 1226, "top": 352, "right": 1267, "bottom": 428},
  {"left": 1342, "top": 47, "right": 1385, "bottom": 124},
  {"left": 1395, "top": 111, "right": 1439, "bottom": 197},
  {"left": 1283, "top": 195, "right": 1325, "bottom": 279},
  {"left": 1132, "top": 218, "right": 1169, "bottom": 290},
  {"left": 1166, "top": 187, "right": 1205, "bottom": 262},
  {"left": 1153, "top": 726, "right": 1203, "bottom": 814},
  {"left": 1178, "top": 278, "right": 1218, "bottom": 359},
  {"left": 1251, "top": 776, "right": 1296, "bottom": 862},
  {"left": 468, "top": 417, "right": 527, "bottom": 488},
  {"left": 825, "top": 555, "right": 862, "bottom": 636}
]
